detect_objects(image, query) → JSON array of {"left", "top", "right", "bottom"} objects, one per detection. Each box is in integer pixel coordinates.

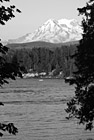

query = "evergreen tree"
[
  {"left": 0, "top": 0, "right": 21, "bottom": 137},
  {"left": 65, "top": 0, "right": 94, "bottom": 130}
]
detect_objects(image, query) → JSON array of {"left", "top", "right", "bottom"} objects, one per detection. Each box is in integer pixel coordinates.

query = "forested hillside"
[{"left": 5, "top": 42, "right": 78, "bottom": 78}]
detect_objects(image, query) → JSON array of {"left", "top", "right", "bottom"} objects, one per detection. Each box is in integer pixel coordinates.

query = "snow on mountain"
[{"left": 8, "top": 18, "right": 83, "bottom": 44}]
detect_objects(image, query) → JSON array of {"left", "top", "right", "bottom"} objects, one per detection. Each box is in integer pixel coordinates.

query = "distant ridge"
[
  {"left": 7, "top": 40, "right": 79, "bottom": 50},
  {"left": 7, "top": 18, "right": 82, "bottom": 44}
]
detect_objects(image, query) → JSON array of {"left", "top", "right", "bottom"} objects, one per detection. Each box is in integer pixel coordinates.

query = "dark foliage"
[
  {"left": 65, "top": 0, "right": 94, "bottom": 130},
  {"left": 4, "top": 44, "right": 77, "bottom": 77},
  {"left": 0, "top": 123, "right": 18, "bottom": 137},
  {"left": 0, "top": 0, "right": 21, "bottom": 25},
  {"left": 0, "top": 0, "right": 21, "bottom": 137}
]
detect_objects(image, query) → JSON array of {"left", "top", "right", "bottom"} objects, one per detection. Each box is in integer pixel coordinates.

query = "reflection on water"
[{"left": 0, "top": 78, "right": 94, "bottom": 140}]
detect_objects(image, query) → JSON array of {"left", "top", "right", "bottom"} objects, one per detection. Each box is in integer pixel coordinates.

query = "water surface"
[{"left": 0, "top": 78, "right": 94, "bottom": 140}]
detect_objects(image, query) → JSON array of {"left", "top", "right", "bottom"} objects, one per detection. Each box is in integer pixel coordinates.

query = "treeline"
[{"left": 4, "top": 45, "right": 77, "bottom": 77}]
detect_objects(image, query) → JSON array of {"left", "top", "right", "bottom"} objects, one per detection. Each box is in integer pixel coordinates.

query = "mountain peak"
[
  {"left": 58, "top": 19, "right": 78, "bottom": 27},
  {"left": 7, "top": 18, "right": 82, "bottom": 44},
  {"left": 45, "top": 18, "right": 55, "bottom": 22}
]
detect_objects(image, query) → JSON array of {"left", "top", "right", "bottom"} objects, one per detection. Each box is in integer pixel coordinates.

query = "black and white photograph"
[{"left": 0, "top": 0, "right": 94, "bottom": 139}]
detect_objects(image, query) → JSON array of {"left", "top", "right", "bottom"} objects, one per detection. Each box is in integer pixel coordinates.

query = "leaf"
[
  {"left": 16, "top": 9, "right": 21, "bottom": 13},
  {"left": 0, "top": 132, "right": 3, "bottom": 137},
  {"left": 0, "top": 102, "right": 4, "bottom": 106}
]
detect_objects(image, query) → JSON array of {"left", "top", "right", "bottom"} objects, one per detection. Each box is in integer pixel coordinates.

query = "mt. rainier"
[{"left": 8, "top": 19, "right": 82, "bottom": 44}]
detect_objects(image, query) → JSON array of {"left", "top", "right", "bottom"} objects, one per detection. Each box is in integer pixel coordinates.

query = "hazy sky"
[{"left": 1, "top": 0, "right": 87, "bottom": 40}]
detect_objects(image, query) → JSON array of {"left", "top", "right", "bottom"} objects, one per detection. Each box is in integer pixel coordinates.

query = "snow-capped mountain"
[{"left": 8, "top": 18, "right": 83, "bottom": 44}]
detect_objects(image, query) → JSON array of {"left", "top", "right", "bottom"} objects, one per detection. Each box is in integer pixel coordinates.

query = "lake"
[{"left": 0, "top": 78, "right": 94, "bottom": 140}]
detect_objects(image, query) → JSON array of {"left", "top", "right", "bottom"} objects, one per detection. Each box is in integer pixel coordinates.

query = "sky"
[{"left": 0, "top": 0, "right": 88, "bottom": 40}]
